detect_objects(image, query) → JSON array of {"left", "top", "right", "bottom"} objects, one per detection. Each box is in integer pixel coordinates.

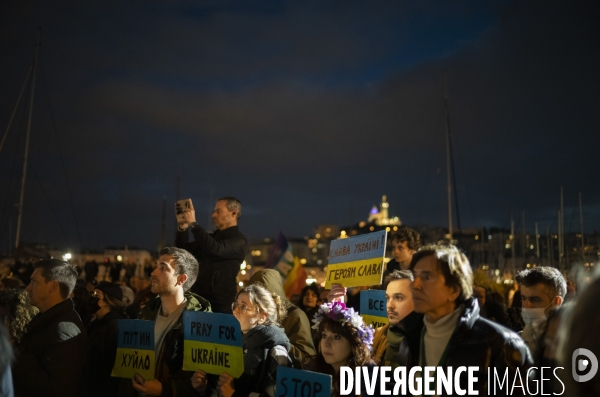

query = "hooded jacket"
[
  {"left": 248, "top": 269, "right": 316, "bottom": 367},
  {"left": 396, "top": 297, "right": 532, "bottom": 396}
]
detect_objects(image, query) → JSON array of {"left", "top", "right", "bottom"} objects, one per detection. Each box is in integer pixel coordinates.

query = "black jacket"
[
  {"left": 176, "top": 224, "right": 247, "bottom": 313},
  {"left": 78, "top": 310, "right": 124, "bottom": 397},
  {"left": 13, "top": 299, "right": 87, "bottom": 397},
  {"left": 397, "top": 297, "right": 532, "bottom": 396}
]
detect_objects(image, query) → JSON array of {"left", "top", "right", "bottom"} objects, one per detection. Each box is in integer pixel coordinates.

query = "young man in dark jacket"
[
  {"left": 398, "top": 244, "right": 532, "bottom": 396},
  {"left": 130, "top": 247, "right": 211, "bottom": 397},
  {"left": 176, "top": 196, "right": 247, "bottom": 314},
  {"left": 14, "top": 259, "right": 87, "bottom": 397}
]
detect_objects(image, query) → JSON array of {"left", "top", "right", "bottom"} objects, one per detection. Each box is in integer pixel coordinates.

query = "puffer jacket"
[{"left": 396, "top": 297, "right": 532, "bottom": 396}]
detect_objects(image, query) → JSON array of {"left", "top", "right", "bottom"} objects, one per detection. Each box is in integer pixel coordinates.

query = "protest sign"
[
  {"left": 360, "top": 289, "right": 388, "bottom": 328},
  {"left": 276, "top": 366, "right": 332, "bottom": 397},
  {"left": 182, "top": 311, "right": 244, "bottom": 378},
  {"left": 325, "top": 230, "right": 387, "bottom": 288},
  {"left": 112, "top": 319, "right": 155, "bottom": 379}
]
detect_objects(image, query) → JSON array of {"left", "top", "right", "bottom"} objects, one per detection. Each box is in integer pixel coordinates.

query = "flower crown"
[{"left": 311, "top": 301, "right": 374, "bottom": 349}]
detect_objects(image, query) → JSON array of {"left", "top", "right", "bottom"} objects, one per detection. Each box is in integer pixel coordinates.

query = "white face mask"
[{"left": 521, "top": 296, "right": 557, "bottom": 327}]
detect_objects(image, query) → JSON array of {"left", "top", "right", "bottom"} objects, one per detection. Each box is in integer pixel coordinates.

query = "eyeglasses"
[{"left": 231, "top": 301, "right": 256, "bottom": 314}]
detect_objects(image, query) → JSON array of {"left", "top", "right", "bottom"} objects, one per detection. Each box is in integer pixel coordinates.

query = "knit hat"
[{"left": 96, "top": 282, "right": 123, "bottom": 302}]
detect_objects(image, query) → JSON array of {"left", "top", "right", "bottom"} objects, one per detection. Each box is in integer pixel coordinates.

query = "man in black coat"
[
  {"left": 13, "top": 259, "right": 87, "bottom": 397},
  {"left": 396, "top": 244, "right": 532, "bottom": 396},
  {"left": 176, "top": 196, "right": 247, "bottom": 314}
]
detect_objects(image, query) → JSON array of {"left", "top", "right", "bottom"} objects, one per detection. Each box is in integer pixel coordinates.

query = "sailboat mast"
[
  {"left": 15, "top": 32, "right": 41, "bottom": 250},
  {"left": 444, "top": 74, "right": 452, "bottom": 241},
  {"left": 579, "top": 192, "right": 585, "bottom": 262}
]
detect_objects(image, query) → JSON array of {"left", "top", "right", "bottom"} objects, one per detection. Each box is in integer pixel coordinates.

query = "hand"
[
  {"left": 183, "top": 200, "right": 196, "bottom": 225},
  {"left": 191, "top": 369, "right": 209, "bottom": 394},
  {"left": 327, "top": 283, "right": 347, "bottom": 303},
  {"left": 132, "top": 377, "right": 162, "bottom": 396},
  {"left": 217, "top": 372, "right": 235, "bottom": 397}
]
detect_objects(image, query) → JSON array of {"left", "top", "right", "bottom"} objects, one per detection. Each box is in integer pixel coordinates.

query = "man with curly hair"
[{"left": 384, "top": 227, "right": 421, "bottom": 277}]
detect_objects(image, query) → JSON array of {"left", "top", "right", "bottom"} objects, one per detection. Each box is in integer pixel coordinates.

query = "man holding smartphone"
[{"left": 176, "top": 196, "right": 247, "bottom": 314}]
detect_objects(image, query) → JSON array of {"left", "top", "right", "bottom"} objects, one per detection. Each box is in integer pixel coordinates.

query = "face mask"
[
  {"left": 521, "top": 296, "right": 557, "bottom": 327},
  {"left": 87, "top": 297, "right": 101, "bottom": 314}
]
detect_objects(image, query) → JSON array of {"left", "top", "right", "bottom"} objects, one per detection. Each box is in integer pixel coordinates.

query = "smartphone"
[
  {"left": 175, "top": 198, "right": 192, "bottom": 224},
  {"left": 134, "top": 372, "right": 146, "bottom": 386}
]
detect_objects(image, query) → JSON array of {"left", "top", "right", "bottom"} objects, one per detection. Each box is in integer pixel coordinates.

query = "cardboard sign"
[
  {"left": 182, "top": 311, "right": 244, "bottom": 378},
  {"left": 360, "top": 289, "right": 388, "bottom": 328},
  {"left": 276, "top": 366, "right": 332, "bottom": 397},
  {"left": 325, "top": 230, "right": 387, "bottom": 288},
  {"left": 112, "top": 319, "right": 155, "bottom": 380}
]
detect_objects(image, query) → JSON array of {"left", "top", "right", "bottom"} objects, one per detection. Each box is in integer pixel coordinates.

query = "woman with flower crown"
[{"left": 309, "top": 299, "right": 379, "bottom": 397}]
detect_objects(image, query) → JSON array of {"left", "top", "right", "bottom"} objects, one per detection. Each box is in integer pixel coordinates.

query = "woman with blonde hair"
[{"left": 192, "top": 283, "right": 293, "bottom": 397}]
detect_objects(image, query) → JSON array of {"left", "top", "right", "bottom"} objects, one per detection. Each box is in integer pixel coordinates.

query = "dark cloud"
[{"left": 0, "top": 0, "right": 598, "bottom": 251}]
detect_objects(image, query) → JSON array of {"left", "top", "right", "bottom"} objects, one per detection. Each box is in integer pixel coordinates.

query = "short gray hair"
[{"left": 217, "top": 196, "right": 242, "bottom": 220}]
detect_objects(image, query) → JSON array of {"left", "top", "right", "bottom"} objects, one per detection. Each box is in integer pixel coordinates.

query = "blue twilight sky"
[{"left": 0, "top": 1, "right": 599, "bottom": 251}]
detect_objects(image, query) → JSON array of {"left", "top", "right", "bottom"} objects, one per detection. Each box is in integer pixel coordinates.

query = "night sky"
[{"left": 1, "top": 1, "right": 599, "bottom": 252}]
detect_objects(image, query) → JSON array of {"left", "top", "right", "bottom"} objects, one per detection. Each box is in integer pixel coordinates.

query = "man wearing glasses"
[
  {"left": 13, "top": 259, "right": 87, "bottom": 397},
  {"left": 130, "top": 247, "right": 212, "bottom": 396}
]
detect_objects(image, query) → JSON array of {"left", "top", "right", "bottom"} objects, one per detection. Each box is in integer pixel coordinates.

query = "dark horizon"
[{"left": 1, "top": 1, "right": 599, "bottom": 252}]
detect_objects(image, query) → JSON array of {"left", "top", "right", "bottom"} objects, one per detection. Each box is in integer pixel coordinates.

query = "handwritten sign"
[
  {"left": 325, "top": 230, "right": 387, "bottom": 288},
  {"left": 276, "top": 366, "right": 332, "bottom": 397},
  {"left": 360, "top": 289, "right": 388, "bottom": 328},
  {"left": 112, "top": 319, "right": 155, "bottom": 379},
  {"left": 182, "top": 311, "right": 244, "bottom": 377}
]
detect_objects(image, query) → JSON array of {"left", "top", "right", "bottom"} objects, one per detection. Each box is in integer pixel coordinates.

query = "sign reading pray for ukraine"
[
  {"left": 111, "top": 319, "right": 155, "bottom": 379},
  {"left": 182, "top": 311, "right": 244, "bottom": 378},
  {"left": 360, "top": 289, "right": 388, "bottom": 328},
  {"left": 276, "top": 366, "right": 332, "bottom": 397},
  {"left": 325, "top": 230, "right": 387, "bottom": 288}
]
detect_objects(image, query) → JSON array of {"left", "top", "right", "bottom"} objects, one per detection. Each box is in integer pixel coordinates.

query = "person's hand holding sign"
[
  {"left": 327, "top": 283, "right": 347, "bottom": 304},
  {"left": 191, "top": 369, "right": 209, "bottom": 395},
  {"left": 132, "top": 372, "right": 162, "bottom": 396},
  {"left": 217, "top": 372, "right": 235, "bottom": 397}
]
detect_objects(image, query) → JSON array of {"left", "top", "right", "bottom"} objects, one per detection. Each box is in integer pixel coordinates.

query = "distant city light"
[
  {"left": 240, "top": 261, "right": 247, "bottom": 270},
  {"left": 64, "top": 253, "right": 72, "bottom": 260},
  {"left": 116, "top": 255, "right": 123, "bottom": 262}
]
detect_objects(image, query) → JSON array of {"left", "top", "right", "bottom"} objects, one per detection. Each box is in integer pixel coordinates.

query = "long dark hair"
[
  {"left": 298, "top": 283, "right": 320, "bottom": 312},
  {"left": 311, "top": 316, "right": 372, "bottom": 396}
]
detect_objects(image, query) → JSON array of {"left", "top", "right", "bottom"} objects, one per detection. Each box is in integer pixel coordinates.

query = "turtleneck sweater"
[{"left": 422, "top": 304, "right": 463, "bottom": 367}]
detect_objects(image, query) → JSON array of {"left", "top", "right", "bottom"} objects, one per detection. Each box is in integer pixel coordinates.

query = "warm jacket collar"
[
  {"left": 396, "top": 310, "right": 424, "bottom": 336},
  {"left": 139, "top": 291, "right": 212, "bottom": 324},
  {"left": 213, "top": 225, "right": 240, "bottom": 238},
  {"left": 244, "top": 324, "right": 290, "bottom": 351},
  {"left": 27, "top": 298, "right": 76, "bottom": 332}
]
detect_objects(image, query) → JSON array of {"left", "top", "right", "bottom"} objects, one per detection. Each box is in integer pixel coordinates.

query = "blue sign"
[
  {"left": 183, "top": 311, "right": 243, "bottom": 347},
  {"left": 360, "top": 290, "right": 387, "bottom": 317},
  {"left": 276, "top": 366, "right": 331, "bottom": 397},
  {"left": 117, "top": 319, "right": 154, "bottom": 350},
  {"left": 328, "top": 230, "right": 387, "bottom": 265}
]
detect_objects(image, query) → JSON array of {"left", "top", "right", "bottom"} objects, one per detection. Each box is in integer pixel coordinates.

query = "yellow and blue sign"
[
  {"left": 325, "top": 230, "right": 387, "bottom": 288},
  {"left": 360, "top": 289, "right": 388, "bottom": 328},
  {"left": 182, "top": 311, "right": 244, "bottom": 378},
  {"left": 112, "top": 319, "right": 155, "bottom": 380},
  {"left": 276, "top": 366, "right": 332, "bottom": 397}
]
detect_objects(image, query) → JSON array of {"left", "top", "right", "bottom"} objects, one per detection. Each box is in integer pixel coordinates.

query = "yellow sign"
[
  {"left": 361, "top": 314, "right": 388, "bottom": 329},
  {"left": 183, "top": 340, "right": 244, "bottom": 378},
  {"left": 324, "top": 258, "right": 384, "bottom": 288},
  {"left": 112, "top": 348, "right": 155, "bottom": 380}
]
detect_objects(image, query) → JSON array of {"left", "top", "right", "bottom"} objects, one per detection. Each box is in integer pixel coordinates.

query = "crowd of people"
[{"left": 0, "top": 196, "right": 599, "bottom": 397}]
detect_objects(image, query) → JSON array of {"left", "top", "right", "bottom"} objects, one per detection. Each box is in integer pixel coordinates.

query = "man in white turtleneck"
[{"left": 403, "top": 244, "right": 532, "bottom": 396}]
